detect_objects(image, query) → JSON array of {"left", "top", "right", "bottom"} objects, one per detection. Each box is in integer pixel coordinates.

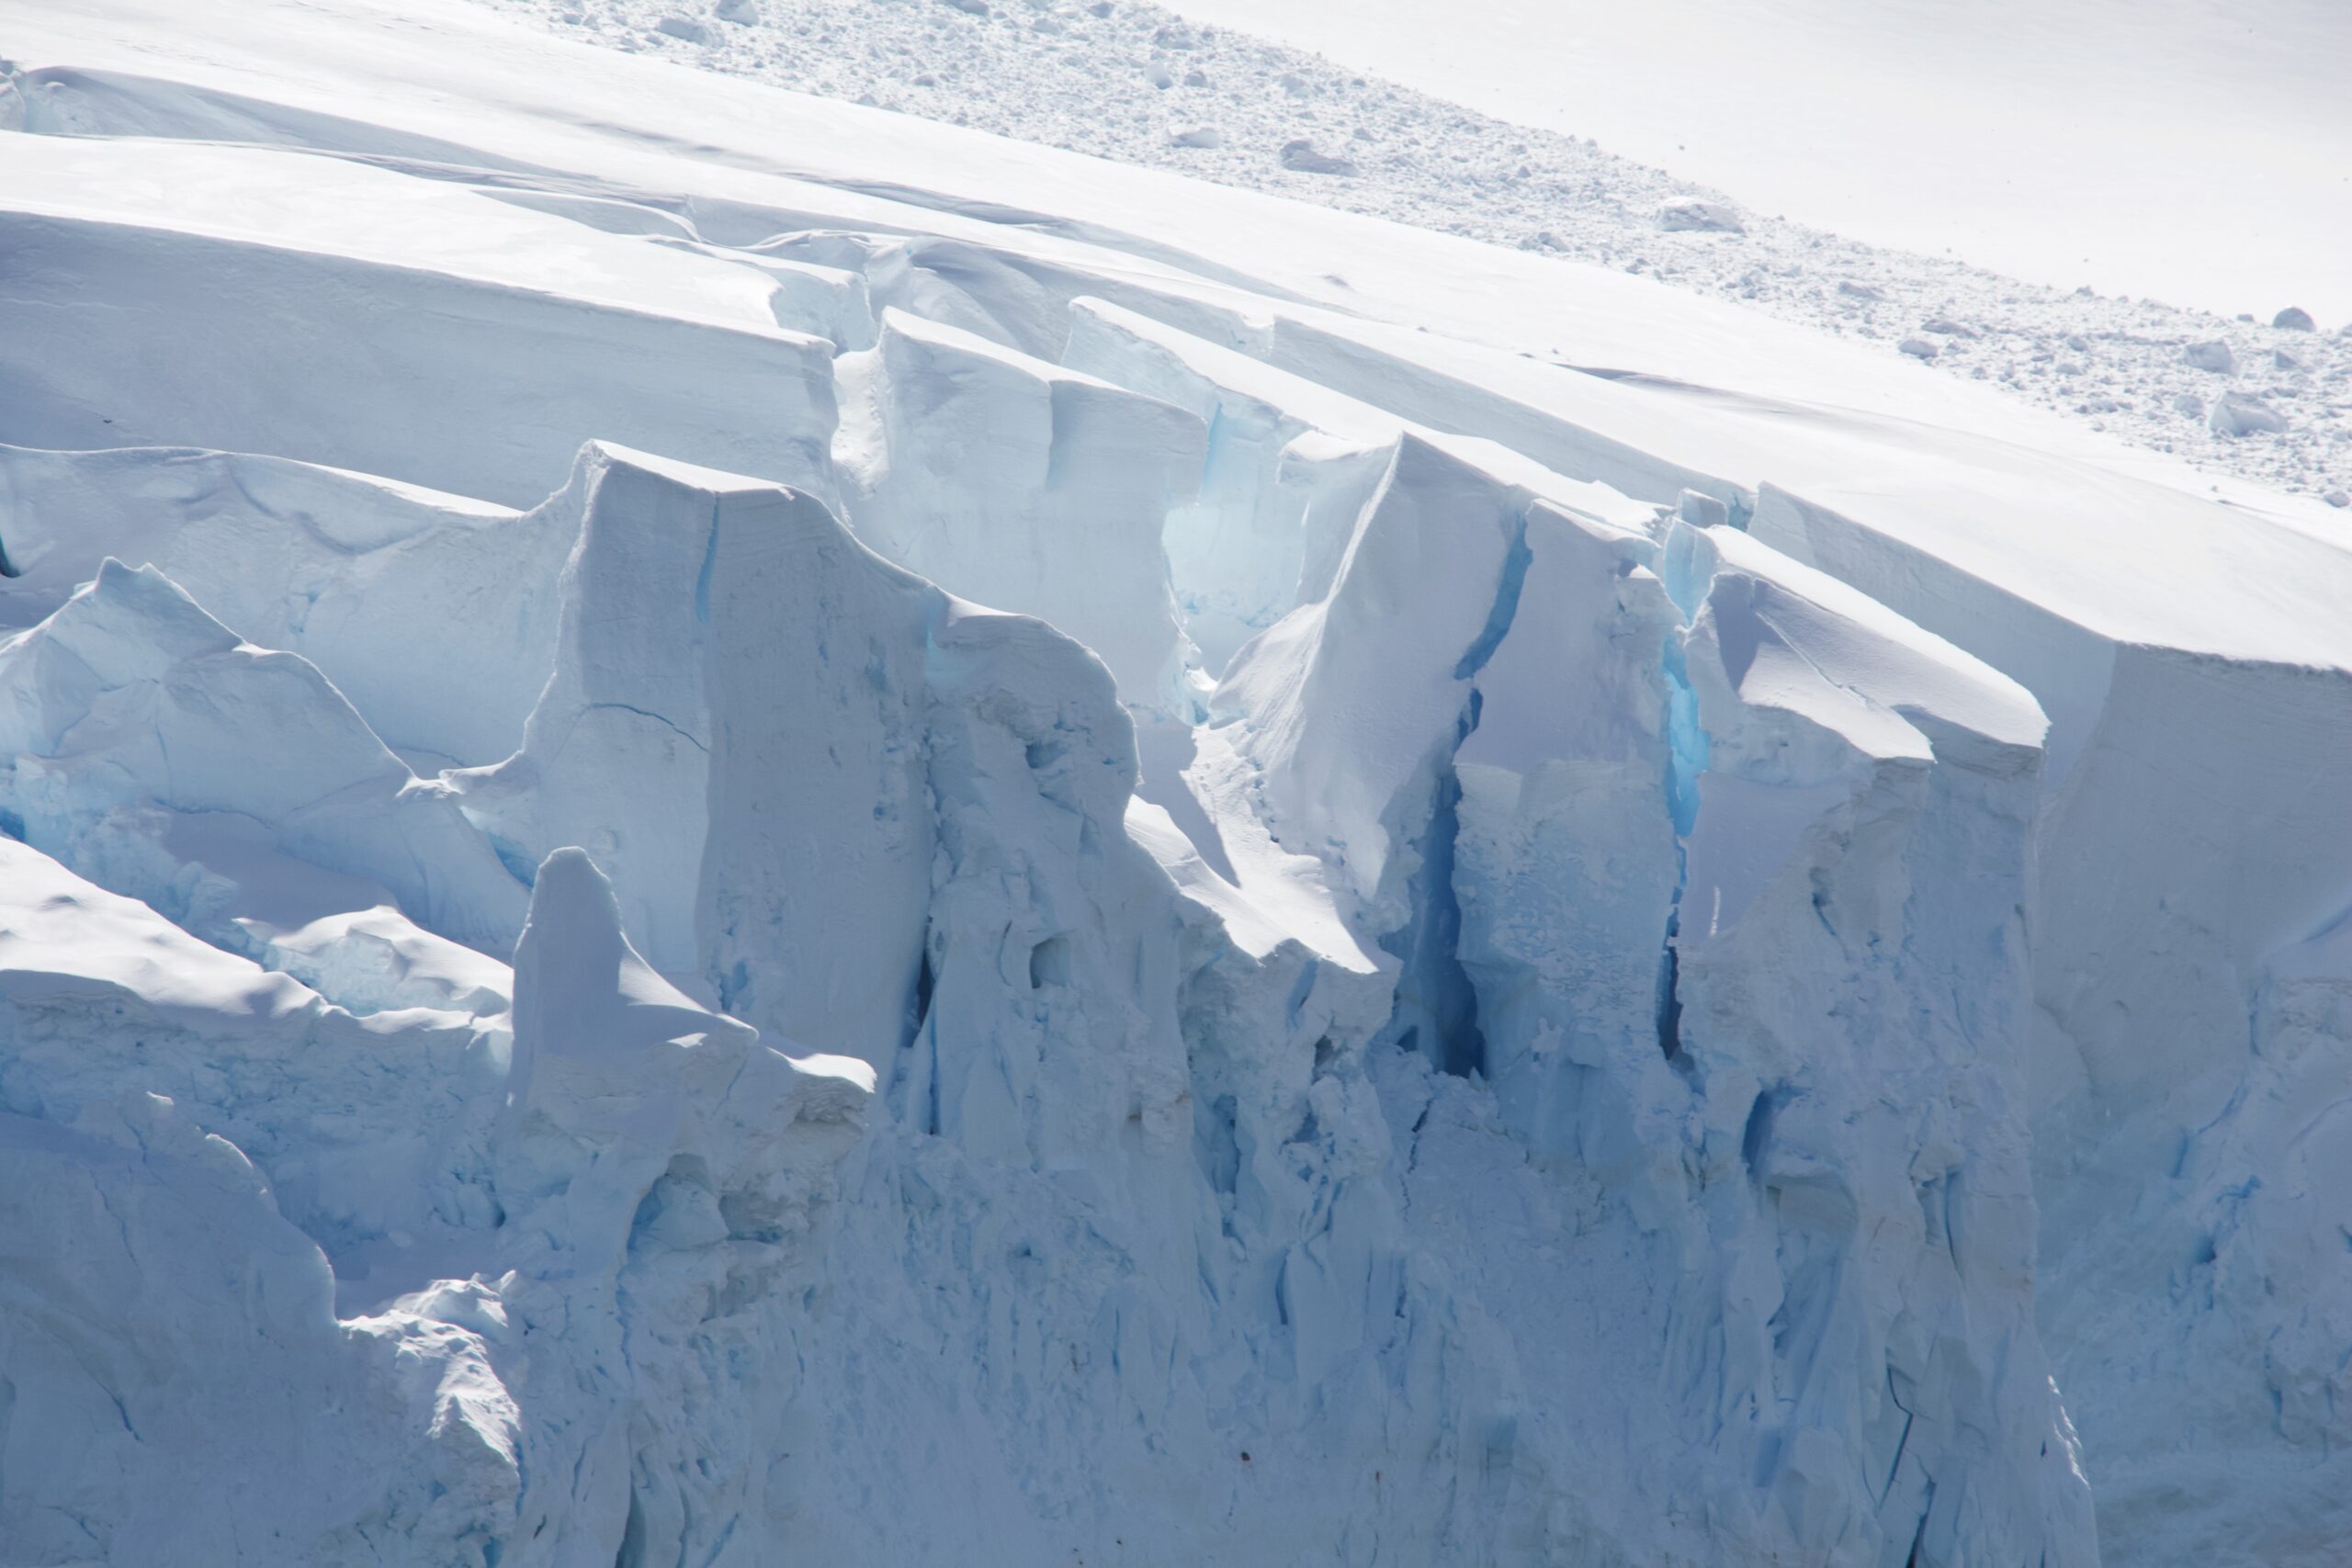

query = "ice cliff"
[{"left": 0, "top": 5, "right": 2346, "bottom": 1565}]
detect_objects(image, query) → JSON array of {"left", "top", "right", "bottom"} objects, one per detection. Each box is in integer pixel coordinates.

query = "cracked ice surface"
[{"left": 0, "top": 3, "right": 2345, "bottom": 1565}]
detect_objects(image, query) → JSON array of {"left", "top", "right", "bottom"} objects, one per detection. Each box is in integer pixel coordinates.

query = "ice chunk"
[
  {"left": 2209, "top": 389, "right": 2287, "bottom": 435},
  {"left": 1675, "top": 487, "right": 1730, "bottom": 528},
  {"left": 1676, "top": 524, "right": 2047, "bottom": 761},
  {"left": 495, "top": 845, "right": 870, "bottom": 1257},
  {"left": 1216, "top": 434, "right": 1582, "bottom": 907},
  {"left": 2182, "top": 338, "right": 2237, "bottom": 373},
  {"left": 452, "top": 443, "right": 901, "bottom": 994},
  {"left": 0, "top": 559, "right": 526, "bottom": 949},
  {"left": 1656, "top": 199, "right": 1745, "bottom": 233},
  {"left": 1279, "top": 139, "right": 1358, "bottom": 175},
  {"left": 0, "top": 443, "right": 576, "bottom": 768},
  {"left": 456, "top": 443, "right": 1184, "bottom": 1181},
  {"left": 837, "top": 308, "right": 1204, "bottom": 708}
]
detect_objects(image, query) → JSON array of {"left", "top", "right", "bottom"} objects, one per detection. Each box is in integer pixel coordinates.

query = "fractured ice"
[{"left": 1, "top": 11, "right": 2347, "bottom": 1566}]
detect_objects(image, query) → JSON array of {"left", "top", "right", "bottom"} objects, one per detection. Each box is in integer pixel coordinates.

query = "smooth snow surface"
[
  {"left": 1156, "top": 0, "right": 2352, "bottom": 326},
  {"left": 0, "top": 2, "right": 2347, "bottom": 1566}
]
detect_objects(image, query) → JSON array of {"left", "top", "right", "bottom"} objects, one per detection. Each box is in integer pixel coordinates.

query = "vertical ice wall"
[
  {"left": 1060, "top": 296, "right": 1398, "bottom": 673},
  {"left": 1748, "top": 485, "right": 2352, "bottom": 1567},
  {"left": 0, "top": 211, "right": 846, "bottom": 510},
  {"left": 1193, "top": 403, "right": 2091, "bottom": 1562},
  {"left": 0, "top": 412, "right": 2105, "bottom": 1565},
  {"left": 447, "top": 441, "right": 1196, "bottom": 1182},
  {"left": 1107, "top": 271, "right": 2352, "bottom": 1563},
  {"left": 12, "top": 34, "right": 2312, "bottom": 1560},
  {"left": 834, "top": 308, "right": 1205, "bottom": 710},
  {"left": 1665, "top": 525, "right": 2084, "bottom": 1565}
]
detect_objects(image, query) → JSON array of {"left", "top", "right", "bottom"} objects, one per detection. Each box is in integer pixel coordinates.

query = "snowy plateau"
[{"left": 0, "top": 3, "right": 2348, "bottom": 1567}]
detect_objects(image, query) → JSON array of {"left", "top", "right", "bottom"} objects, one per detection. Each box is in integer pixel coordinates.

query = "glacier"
[{"left": 0, "top": 2, "right": 2346, "bottom": 1565}]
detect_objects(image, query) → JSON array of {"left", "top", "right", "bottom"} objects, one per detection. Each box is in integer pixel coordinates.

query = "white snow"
[
  {"left": 1151, "top": 0, "right": 2352, "bottom": 327},
  {"left": 0, "top": 1, "right": 2347, "bottom": 1564},
  {"left": 447, "top": 0, "right": 2352, "bottom": 513}
]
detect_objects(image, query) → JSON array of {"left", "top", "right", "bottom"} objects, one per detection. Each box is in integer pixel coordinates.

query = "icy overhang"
[
  {"left": 1260, "top": 309, "right": 2352, "bottom": 673},
  {"left": 1676, "top": 523, "right": 2050, "bottom": 762},
  {"left": 1065, "top": 296, "right": 1657, "bottom": 541},
  {"left": 1066, "top": 295, "right": 1404, "bottom": 447}
]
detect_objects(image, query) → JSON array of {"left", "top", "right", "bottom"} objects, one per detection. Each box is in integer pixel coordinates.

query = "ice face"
[
  {"left": 1747, "top": 478, "right": 2352, "bottom": 1566},
  {"left": 1060, "top": 295, "right": 1399, "bottom": 675},
  {"left": 835, "top": 308, "right": 1205, "bottom": 712},
  {"left": 0, "top": 559, "right": 527, "bottom": 951},
  {"left": 0, "top": 6, "right": 2340, "bottom": 1564},
  {"left": 0, "top": 1104, "right": 524, "bottom": 1566},
  {"left": 0, "top": 443, "right": 572, "bottom": 769},
  {"left": 0, "top": 215, "right": 839, "bottom": 513},
  {"left": 1191, "top": 411, "right": 2080, "bottom": 1560}
]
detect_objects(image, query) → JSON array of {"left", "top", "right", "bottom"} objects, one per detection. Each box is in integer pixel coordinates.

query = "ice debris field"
[
  {"left": 1, "top": 1, "right": 2349, "bottom": 1565},
  {"left": 481, "top": 0, "right": 2352, "bottom": 513}
]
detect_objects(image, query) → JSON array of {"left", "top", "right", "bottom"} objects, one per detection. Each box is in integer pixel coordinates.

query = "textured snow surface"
[
  {"left": 0, "top": 2, "right": 2347, "bottom": 1565},
  {"left": 1147, "top": 0, "right": 2352, "bottom": 327},
  {"left": 463, "top": 0, "right": 2352, "bottom": 513}
]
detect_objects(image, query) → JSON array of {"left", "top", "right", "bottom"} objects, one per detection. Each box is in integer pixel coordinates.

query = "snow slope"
[
  {"left": 1155, "top": 0, "right": 2352, "bottom": 326},
  {"left": 0, "top": 1, "right": 2346, "bottom": 1564},
  {"left": 462, "top": 0, "right": 2352, "bottom": 513}
]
